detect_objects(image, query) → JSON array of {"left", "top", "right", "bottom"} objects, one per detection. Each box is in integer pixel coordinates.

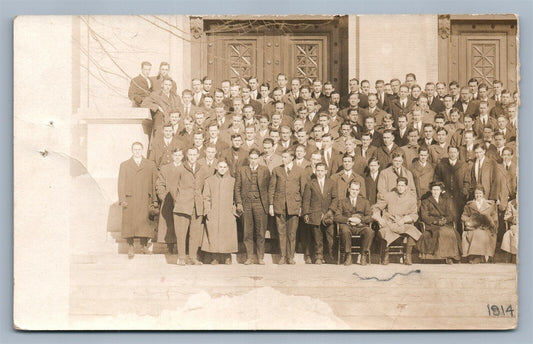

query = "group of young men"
[{"left": 120, "top": 61, "right": 518, "bottom": 266}]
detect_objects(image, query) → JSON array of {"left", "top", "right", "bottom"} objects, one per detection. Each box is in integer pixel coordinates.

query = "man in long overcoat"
[
  {"left": 372, "top": 177, "right": 421, "bottom": 265},
  {"left": 118, "top": 142, "right": 158, "bottom": 259}
]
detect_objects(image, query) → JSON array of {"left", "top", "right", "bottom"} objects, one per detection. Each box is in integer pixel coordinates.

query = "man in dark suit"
[
  {"left": 425, "top": 82, "right": 445, "bottom": 113},
  {"left": 364, "top": 157, "right": 381, "bottom": 205},
  {"left": 320, "top": 134, "right": 341, "bottom": 175},
  {"left": 389, "top": 84, "right": 415, "bottom": 122},
  {"left": 365, "top": 93, "right": 388, "bottom": 128},
  {"left": 172, "top": 147, "right": 210, "bottom": 265},
  {"left": 375, "top": 80, "right": 387, "bottom": 110},
  {"left": 501, "top": 147, "right": 517, "bottom": 200},
  {"left": 358, "top": 80, "right": 371, "bottom": 109},
  {"left": 268, "top": 149, "right": 307, "bottom": 264},
  {"left": 364, "top": 116, "right": 383, "bottom": 148},
  {"left": 339, "top": 93, "right": 368, "bottom": 124},
  {"left": 241, "top": 85, "right": 263, "bottom": 115},
  {"left": 419, "top": 123, "right": 438, "bottom": 148},
  {"left": 128, "top": 61, "right": 152, "bottom": 107},
  {"left": 141, "top": 77, "right": 181, "bottom": 138},
  {"left": 191, "top": 78, "right": 205, "bottom": 107},
  {"left": 334, "top": 180, "right": 374, "bottom": 265},
  {"left": 235, "top": 149, "right": 271, "bottom": 265},
  {"left": 331, "top": 154, "right": 367, "bottom": 206},
  {"left": 219, "top": 134, "right": 248, "bottom": 177},
  {"left": 178, "top": 89, "right": 202, "bottom": 118},
  {"left": 302, "top": 163, "right": 337, "bottom": 264},
  {"left": 198, "top": 144, "right": 218, "bottom": 175},
  {"left": 356, "top": 132, "right": 378, "bottom": 164},
  {"left": 455, "top": 87, "right": 480, "bottom": 118},
  {"left": 149, "top": 124, "right": 180, "bottom": 169},
  {"left": 394, "top": 115, "right": 409, "bottom": 147},
  {"left": 473, "top": 101, "right": 498, "bottom": 138},
  {"left": 374, "top": 129, "right": 406, "bottom": 170},
  {"left": 150, "top": 62, "right": 178, "bottom": 96},
  {"left": 434, "top": 145, "right": 470, "bottom": 227},
  {"left": 471, "top": 143, "right": 506, "bottom": 205}
]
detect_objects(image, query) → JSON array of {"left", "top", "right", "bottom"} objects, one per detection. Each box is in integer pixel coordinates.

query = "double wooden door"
[{"left": 203, "top": 18, "right": 348, "bottom": 93}]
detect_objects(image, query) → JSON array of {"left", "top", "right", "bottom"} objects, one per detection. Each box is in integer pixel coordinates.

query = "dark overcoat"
[
  {"left": 302, "top": 178, "right": 337, "bottom": 225},
  {"left": 155, "top": 162, "right": 181, "bottom": 243}
]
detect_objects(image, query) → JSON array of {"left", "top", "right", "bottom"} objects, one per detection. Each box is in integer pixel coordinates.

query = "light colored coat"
[
  {"left": 201, "top": 174, "right": 238, "bottom": 253},
  {"left": 372, "top": 189, "right": 421, "bottom": 245}
]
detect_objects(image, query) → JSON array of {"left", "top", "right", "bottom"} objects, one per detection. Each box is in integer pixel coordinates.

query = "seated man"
[
  {"left": 372, "top": 176, "right": 421, "bottom": 265},
  {"left": 334, "top": 180, "right": 373, "bottom": 266}
]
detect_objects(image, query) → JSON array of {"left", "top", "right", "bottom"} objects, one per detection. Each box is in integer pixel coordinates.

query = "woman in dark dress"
[{"left": 417, "top": 181, "right": 462, "bottom": 264}]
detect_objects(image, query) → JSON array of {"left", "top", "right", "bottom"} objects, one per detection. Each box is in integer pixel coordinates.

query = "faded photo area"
[{"left": 14, "top": 14, "right": 518, "bottom": 330}]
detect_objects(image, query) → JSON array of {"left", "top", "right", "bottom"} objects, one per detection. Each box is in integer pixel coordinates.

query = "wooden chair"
[{"left": 335, "top": 223, "right": 368, "bottom": 265}]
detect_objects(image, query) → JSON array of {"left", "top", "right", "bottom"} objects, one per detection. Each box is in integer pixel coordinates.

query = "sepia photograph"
[{"left": 13, "top": 13, "right": 519, "bottom": 330}]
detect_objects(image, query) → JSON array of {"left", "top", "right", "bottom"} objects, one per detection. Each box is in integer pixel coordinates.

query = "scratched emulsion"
[{"left": 352, "top": 269, "right": 421, "bottom": 281}]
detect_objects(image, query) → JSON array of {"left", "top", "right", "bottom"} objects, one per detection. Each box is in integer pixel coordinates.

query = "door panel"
[
  {"left": 450, "top": 21, "right": 517, "bottom": 92},
  {"left": 207, "top": 34, "right": 264, "bottom": 87},
  {"left": 459, "top": 34, "right": 506, "bottom": 88},
  {"left": 284, "top": 36, "right": 328, "bottom": 85}
]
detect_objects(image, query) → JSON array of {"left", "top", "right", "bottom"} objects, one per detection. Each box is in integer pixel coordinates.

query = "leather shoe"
[
  {"left": 278, "top": 257, "right": 286, "bottom": 265},
  {"left": 315, "top": 259, "right": 322, "bottom": 265},
  {"left": 257, "top": 259, "right": 265, "bottom": 265},
  {"left": 211, "top": 259, "right": 219, "bottom": 265},
  {"left": 361, "top": 253, "right": 368, "bottom": 266},
  {"left": 142, "top": 245, "right": 152, "bottom": 255},
  {"left": 446, "top": 258, "right": 453, "bottom": 265},
  {"left": 127, "top": 245, "right": 134, "bottom": 259},
  {"left": 191, "top": 258, "right": 203, "bottom": 265},
  {"left": 288, "top": 258, "right": 296, "bottom": 265},
  {"left": 382, "top": 252, "right": 389, "bottom": 265},
  {"left": 344, "top": 254, "right": 352, "bottom": 266},
  {"left": 244, "top": 258, "right": 253, "bottom": 265},
  {"left": 225, "top": 257, "right": 232, "bottom": 265},
  {"left": 304, "top": 256, "right": 312, "bottom": 264},
  {"left": 177, "top": 258, "right": 186, "bottom": 266}
]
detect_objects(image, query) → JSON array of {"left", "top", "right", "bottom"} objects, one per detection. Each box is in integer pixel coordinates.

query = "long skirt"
[
  {"left": 462, "top": 228, "right": 497, "bottom": 257},
  {"left": 501, "top": 225, "right": 518, "bottom": 254},
  {"left": 418, "top": 225, "right": 461, "bottom": 260}
]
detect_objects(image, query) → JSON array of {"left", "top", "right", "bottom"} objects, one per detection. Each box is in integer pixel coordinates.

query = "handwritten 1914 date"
[{"left": 487, "top": 304, "right": 516, "bottom": 317}]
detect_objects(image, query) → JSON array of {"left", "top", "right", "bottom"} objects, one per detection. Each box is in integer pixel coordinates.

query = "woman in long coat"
[
  {"left": 417, "top": 181, "right": 462, "bottom": 263},
  {"left": 155, "top": 149, "right": 184, "bottom": 254},
  {"left": 202, "top": 160, "right": 238, "bottom": 264},
  {"left": 461, "top": 184, "right": 499, "bottom": 263}
]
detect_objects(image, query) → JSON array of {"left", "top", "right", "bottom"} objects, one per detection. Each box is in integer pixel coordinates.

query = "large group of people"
[{"left": 118, "top": 61, "right": 519, "bottom": 266}]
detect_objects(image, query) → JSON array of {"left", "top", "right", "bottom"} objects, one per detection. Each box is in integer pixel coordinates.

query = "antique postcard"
[{"left": 13, "top": 14, "right": 519, "bottom": 330}]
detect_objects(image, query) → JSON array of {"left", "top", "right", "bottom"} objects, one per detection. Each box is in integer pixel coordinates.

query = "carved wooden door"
[
  {"left": 207, "top": 33, "right": 329, "bottom": 89},
  {"left": 451, "top": 21, "right": 517, "bottom": 91}
]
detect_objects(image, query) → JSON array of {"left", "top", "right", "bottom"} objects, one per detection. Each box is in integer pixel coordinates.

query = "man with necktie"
[
  {"left": 302, "top": 163, "right": 337, "bottom": 264},
  {"left": 128, "top": 61, "right": 152, "bottom": 107},
  {"left": 334, "top": 180, "right": 373, "bottom": 265},
  {"left": 268, "top": 150, "right": 306, "bottom": 264}
]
